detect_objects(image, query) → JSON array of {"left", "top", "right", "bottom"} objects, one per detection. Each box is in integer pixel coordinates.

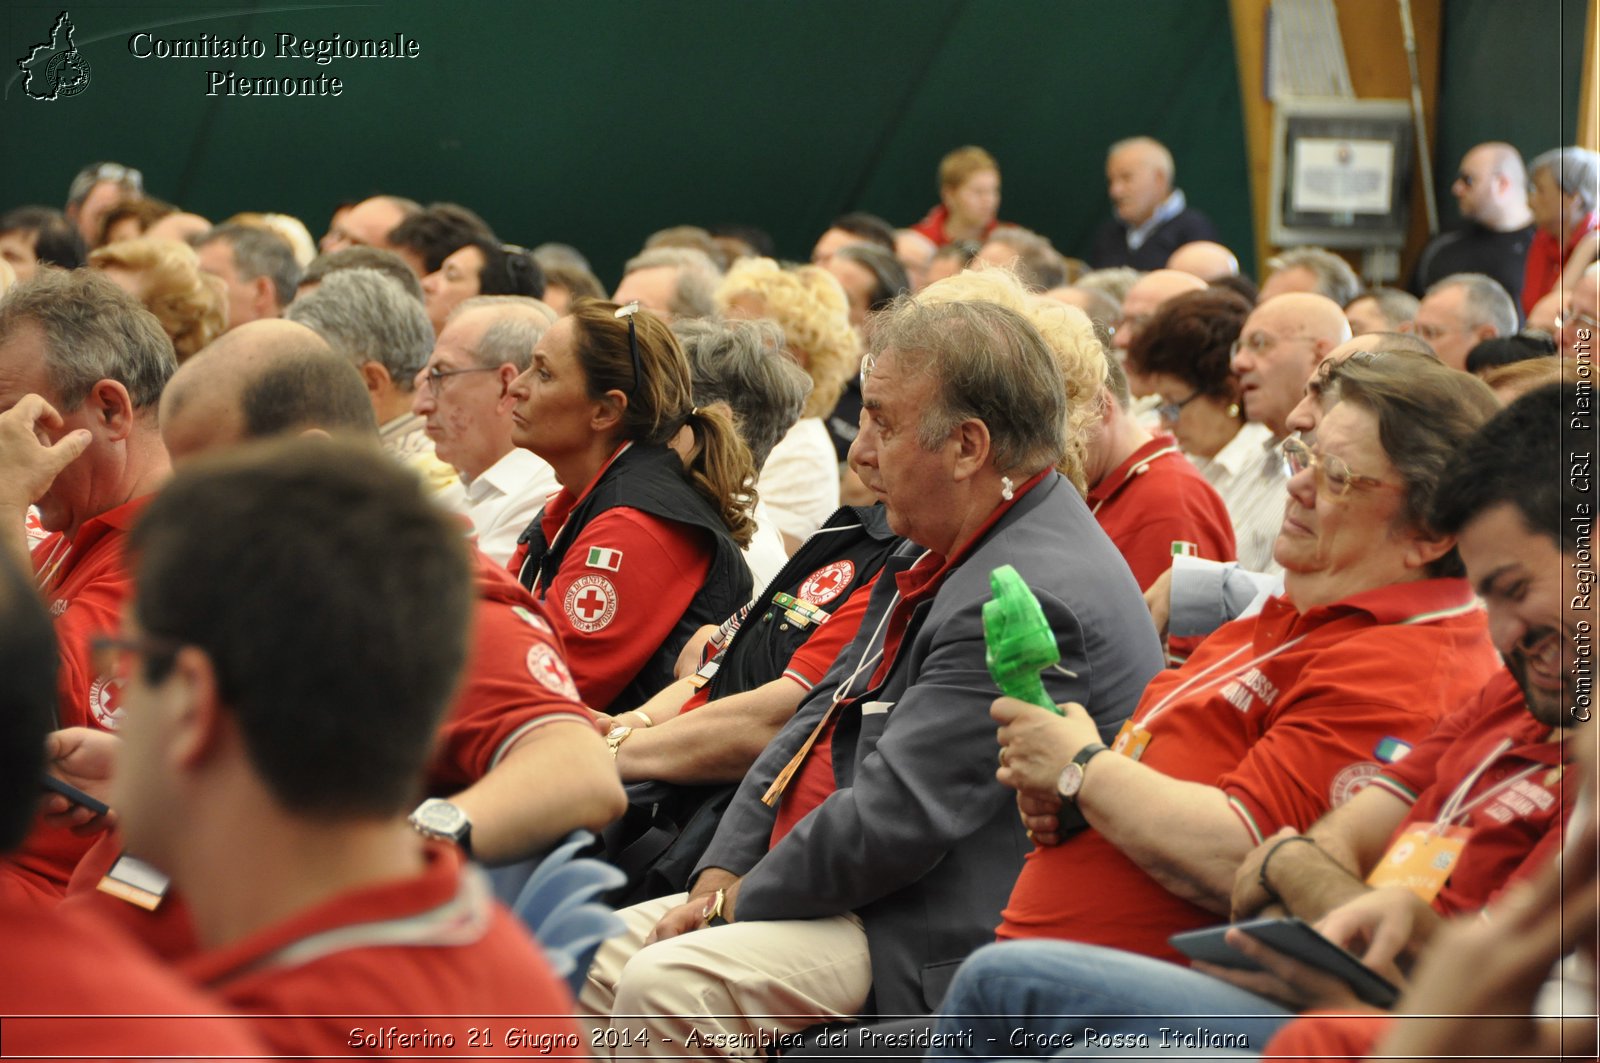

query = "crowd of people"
[{"left": 0, "top": 140, "right": 1595, "bottom": 1062}]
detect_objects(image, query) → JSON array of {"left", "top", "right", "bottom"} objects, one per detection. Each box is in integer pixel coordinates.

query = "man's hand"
[
  {"left": 0, "top": 395, "right": 93, "bottom": 510},
  {"left": 1144, "top": 567, "right": 1173, "bottom": 639},
  {"left": 645, "top": 876, "right": 742, "bottom": 945},
  {"left": 1017, "top": 790, "right": 1065, "bottom": 846},
  {"left": 1231, "top": 826, "right": 1301, "bottom": 920},
  {"left": 41, "top": 727, "right": 120, "bottom": 834},
  {"left": 992, "top": 696, "right": 1098, "bottom": 799},
  {"left": 1191, "top": 927, "right": 1369, "bottom": 1011},
  {"left": 1314, "top": 884, "right": 1439, "bottom": 983}
]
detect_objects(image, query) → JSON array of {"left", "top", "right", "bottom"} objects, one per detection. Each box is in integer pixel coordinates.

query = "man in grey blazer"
[{"left": 581, "top": 294, "right": 1164, "bottom": 1058}]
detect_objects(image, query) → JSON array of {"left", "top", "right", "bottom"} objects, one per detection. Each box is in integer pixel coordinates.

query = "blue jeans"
[{"left": 928, "top": 940, "right": 1292, "bottom": 1059}]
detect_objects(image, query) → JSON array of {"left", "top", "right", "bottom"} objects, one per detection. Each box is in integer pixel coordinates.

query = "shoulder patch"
[
  {"left": 564, "top": 573, "right": 618, "bottom": 633},
  {"left": 89, "top": 675, "right": 125, "bottom": 729},
  {"left": 797, "top": 560, "right": 855, "bottom": 606},
  {"left": 526, "top": 643, "right": 583, "bottom": 700},
  {"left": 1330, "top": 761, "right": 1381, "bottom": 806},
  {"left": 585, "top": 546, "right": 624, "bottom": 572}
]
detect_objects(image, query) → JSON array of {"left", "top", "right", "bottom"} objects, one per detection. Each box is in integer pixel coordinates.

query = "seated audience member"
[
  {"left": 296, "top": 245, "right": 424, "bottom": 300},
  {"left": 193, "top": 223, "right": 301, "bottom": 330},
  {"left": 508, "top": 300, "right": 756, "bottom": 713},
  {"left": 412, "top": 297, "right": 561, "bottom": 565},
  {"left": 1411, "top": 142, "right": 1536, "bottom": 303},
  {"left": 580, "top": 294, "right": 1164, "bottom": 1052},
  {"left": 64, "top": 160, "right": 143, "bottom": 247},
  {"left": 717, "top": 258, "right": 854, "bottom": 549},
  {"left": 910, "top": 145, "right": 1002, "bottom": 248},
  {"left": 1465, "top": 331, "right": 1557, "bottom": 375},
  {"left": 975, "top": 355, "right": 1502, "bottom": 999},
  {"left": 541, "top": 263, "right": 608, "bottom": 315},
  {"left": 1523, "top": 146, "right": 1600, "bottom": 316},
  {"left": 1211, "top": 271, "right": 1261, "bottom": 304},
  {"left": 49, "top": 437, "right": 584, "bottom": 1055},
  {"left": 1225, "top": 292, "right": 1351, "bottom": 571},
  {"left": 1166, "top": 239, "right": 1239, "bottom": 281},
  {"left": 645, "top": 225, "right": 729, "bottom": 270},
  {"left": 320, "top": 193, "right": 423, "bottom": 261},
  {"left": 1086, "top": 351, "right": 1236, "bottom": 594},
  {"left": 1075, "top": 265, "right": 1141, "bottom": 305},
  {"left": 612, "top": 247, "right": 721, "bottom": 322},
  {"left": 318, "top": 201, "right": 354, "bottom": 253},
  {"left": 673, "top": 317, "right": 812, "bottom": 589},
  {"left": 284, "top": 267, "right": 460, "bottom": 501},
  {"left": 387, "top": 201, "right": 495, "bottom": 275},
  {"left": 0, "top": 207, "right": 88, "bottom": 280},
  {"left": 223, "top": 211, "right": 318, "bottom": 267},
  {"left": 89, "top": 237, "right": 227, "bottom": 360},
  {"left": 1259, "top": 246, "right": 1362, "bottom": 307},
  {"left": 1558, "top": 260, "right": 1600, "bottom": 359},
  {"left": 1412, "top": 272, "right": 1518, "bottom": 371},
  {"left": 0, "top": 271, "right": 174, "bottom": 905},
  {"left": 0, "top": 550, "right": 266, "bottom": 1059},
  {"left": 1045, "top": 282, "right": 1120, "bottom": 339},
  {"left": 893, "top": 227, "right": 938, "bottom": 291},
  {"left": 1344, "top": 286, "right": 1419, "bottom": 335},
  {"left": 421, "top": 235, "right": 547, "bottom": 335},
  {"left": 97, "top": 196, "right": 178, "bottom": 246},
  {"left": 823, "top": 244, "right": 909, "bottom": 467},
  {"left": 1109, "top": 269, "right": 1206, "bottom": 391},
  {"left": 922, "top": 239, "right": 980, "bottom": 287},
  {"left": 976, "top": 226, "right": 1068, "bottom": 291},
  {"left": 708, "top": 222, "right": 776, "bottom": 266},
  {"left": 144, "top": 211, "right": 212, "bottom": 245},
  {"left": 811, "top": 212, "right": 898, "bottom": 265},
  {"left": 1476, "top": 353, "right": 1564, "bottom": 403},
  {"left": 1091, "top": 137, "right": 1219, "bottom": 270}
]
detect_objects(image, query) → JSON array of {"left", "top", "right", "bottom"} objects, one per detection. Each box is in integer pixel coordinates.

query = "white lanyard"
[
  {"left": 34, "top": 537, "right": 71, "bottom": 593},
  {"left": 1135, "top": 631, "right": 1312, "bottom": 729},
  {"left": 1434, "top": 737, "right": 1543, "bottom": 829},
  {"left": 1090, "top": 444, "right": 1182, "bottom": 516}
]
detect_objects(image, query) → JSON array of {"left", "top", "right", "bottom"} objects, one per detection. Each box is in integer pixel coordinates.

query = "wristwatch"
[
  {"left": 1056, "top": 742, "right": 1111, "bottom": 802},
  {"left": 700, "top": 886, "right": 729, "bottom": 927},
  {"left": 409, "top": 798, "right": 473, "bottom": 856},
  {"left": 606, "top": 725, "right": 634, "bottom": 757}
]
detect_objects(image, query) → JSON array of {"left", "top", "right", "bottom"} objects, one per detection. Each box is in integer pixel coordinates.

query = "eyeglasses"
[
  {"left": 1556, "top": 310, "right": 1599, "bottom": 332},
  {"left": 615, "top": 300, "right": 643, "bottom": 395},
  {"left": 1454, "top": 172, "right": 1475, "bottom": 189},
  {"left": 1230, "top": 332, "right": 1316, "bottom": 360},
  {"left": 1111, "top": 312, "right": 1153, "bottom": 340},
  {"left": 1156, "top": 390, "right": 1201, "bottom": 423},
  {"left": 90, "top": 631, "right": 185, "bottom": 681},
  {"left": 420, "top": 364, "right": 500, "bottom": 395},
  {"left": 1281, "top": 436, "right": 1399, "bottom": 498}
]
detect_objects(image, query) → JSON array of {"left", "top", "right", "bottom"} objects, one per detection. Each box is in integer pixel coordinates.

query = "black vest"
[
  {"left": 704, "top": 504, "right": 899, "bottom": 698},
  {"left": 515, "top": 444, "right": 752, "bottom": 712}
]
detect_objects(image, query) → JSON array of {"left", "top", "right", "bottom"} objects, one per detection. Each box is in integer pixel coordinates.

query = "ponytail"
[{"left": 681, "top": 405, "right": 758, "bottom": 547}]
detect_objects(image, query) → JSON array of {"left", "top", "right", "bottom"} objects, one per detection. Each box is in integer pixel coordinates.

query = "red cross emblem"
[
  {"left": 89, "top": 676, "right": 125, "bottom": 729},
  {"left": 798, "top": 560, "right": 855, "bottom": 606},
  {"left": 563, "top": 574, "right": 618, "bottom": 633},
  {"left": 526, "top": 642, "right": 581, "bottom": 700}
]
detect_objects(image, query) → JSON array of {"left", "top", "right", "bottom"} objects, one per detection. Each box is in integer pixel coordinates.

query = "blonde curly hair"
[
  {"left": 914, "top": 265, "right": 1106, "bottom": 495},
  {"left": 89, "top": 237, "right": 226, "bottom": 361},
  {"left": 715, "top": 257, "right": 858, "bottom": 419}
]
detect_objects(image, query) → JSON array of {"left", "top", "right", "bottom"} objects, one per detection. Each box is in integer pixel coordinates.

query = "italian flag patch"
[{"left": 586, "top": 546, "right": 623, "bottom": 572}]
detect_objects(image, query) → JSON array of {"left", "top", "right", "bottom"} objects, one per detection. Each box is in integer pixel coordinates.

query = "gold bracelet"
[{"left": 631, "top": 708, "right": 654, "bottom": 728}]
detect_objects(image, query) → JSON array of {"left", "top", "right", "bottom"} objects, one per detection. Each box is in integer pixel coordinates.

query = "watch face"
[
  {"left": 1057, "top": 763, "right": 1085, "bottom": 799},
  {"left": 412, "top": 800, "right": 468, "bottom": 837}
]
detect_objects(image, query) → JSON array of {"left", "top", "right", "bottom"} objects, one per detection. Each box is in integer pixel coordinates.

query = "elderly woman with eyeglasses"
[
  {"left": 989, "top": 353, "right": 1504, "bottom": 985},
  {"left": 421, "top": 235, "right": 545, "bottom": 335},
  {"left": 506, "top": 299, "right": 756, "bottom": 716}
]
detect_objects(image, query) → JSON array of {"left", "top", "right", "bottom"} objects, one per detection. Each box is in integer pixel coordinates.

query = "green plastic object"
[{"left": 983, "top": 564, "right": 1063, "bottom": 715}]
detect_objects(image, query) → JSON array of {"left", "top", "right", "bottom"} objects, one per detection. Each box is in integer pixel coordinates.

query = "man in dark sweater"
[
  {"left": 1410, "top": 142, "right": 1535, "bottom": 309},
  {"left": 1090, "top": 136, "right": 1219, "bottom": 270}
]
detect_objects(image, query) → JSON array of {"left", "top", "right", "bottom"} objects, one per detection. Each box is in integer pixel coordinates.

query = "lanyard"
[
  {"left": 1134, "top": 631, "right": 1311, "bottom": 729},
  {"left": 1433, "top": 738, "right": 1543, "bottom": 831},
  {"left": 34, "top": 538, "right": 72, "bottom": 594},
  {"left": 1090, "top": 444, "right": 1181, "bottom": 516}
]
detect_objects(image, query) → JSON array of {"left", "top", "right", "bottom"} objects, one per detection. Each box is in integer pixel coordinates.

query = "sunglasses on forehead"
[{"left": 615, "top": 300, "right": 643, "bottom": 396}]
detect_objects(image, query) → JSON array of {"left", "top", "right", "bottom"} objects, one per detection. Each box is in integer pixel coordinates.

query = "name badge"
[
  {"left": 1365, "top": 825, "right": 1470, "bottom": 903},
  {"left": 1111, "top": 718, "right": 1153, "bottom": 762},
  {"left": 97, "top": 852, "right": 171, "bottom": 911}
]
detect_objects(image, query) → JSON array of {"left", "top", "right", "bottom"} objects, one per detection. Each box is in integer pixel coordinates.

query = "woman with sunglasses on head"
[
  {"left": 421, "top": 235, "right": 546, "bottom": 335},
  {"left": 507, "top": 299, "right": 756, "bottom": 715}
]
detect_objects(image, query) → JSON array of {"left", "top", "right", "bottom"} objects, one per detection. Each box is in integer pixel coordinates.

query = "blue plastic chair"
[
  {"left": 506, "top": 830, "right": 630, "bottom": 996},
  {"left": 513, "top": 859, "right": 626, "bottom": 931},
  {"left": 486, "top": 828, "right": 597, "bottom": 906},
  {"left": 534, "top": 903, "right": 627, "bottom": 996}
]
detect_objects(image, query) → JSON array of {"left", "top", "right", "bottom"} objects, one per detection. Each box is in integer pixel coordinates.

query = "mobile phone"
[
  {"left": 41, "top": 773, "right": 111, "bottom": 817},
  {"left": 1170, "top": 916, "right": 1400, "bottom": 1008}
]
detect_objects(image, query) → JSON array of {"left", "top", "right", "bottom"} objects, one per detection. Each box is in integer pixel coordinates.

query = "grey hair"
[
  {"left": 197, "top": 223, "right": 302, "bottom": 308},
  {"left": 1266, "top": 246, "right": 1361, "bottom": 307},
  {"left": 1073, "top": 266, "right": 1140, "bottom": 308},
  {"left": 1108, "top": 136, "right": 1175, "bottom": 182},
  {"left": 865, "top": 296, "right": 1066, "bottom": 474},
  {"left": 299, "top": 247, "right": 424, "bottom": 301},
  {"left": 621, "top": 247, "right": 722, "bottom": 320},
  {"left": 672, "top": 317, "right": 811, "bottom": 472},
  {"left": 1529, "top": 146, "right": 1600, "bottom": 214},
  {"left": 1347, "top": 286, "right": 1419, "bottom": 329},
  {"left": 450, "top": 295, "right": 557, "bottom": 374},
  {"left": 982, "top": 226, "right": 1067, "bottom": 291},
  {"left": 0, "top": 269, "right": 174, "bottom": 411},
  {"left": 284, "top": 268, "right": 433, "bottom": 386},
  {"left": 1429, "top": 273, "right": 1518, "bottom": 337}
]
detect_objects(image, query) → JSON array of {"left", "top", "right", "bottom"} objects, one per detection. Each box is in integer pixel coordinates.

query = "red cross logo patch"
[
  {"left": 89, "top": 675, "right": 125, "bottom": 729},
  {"left": 797, "top": 560, "right": 855, "bottom": 606},
  {"left": 526, "top": 642, "right": 582, "bottom": 700},
  {"left": 563, "top": 573, "right": 618, "bottom": 633}
]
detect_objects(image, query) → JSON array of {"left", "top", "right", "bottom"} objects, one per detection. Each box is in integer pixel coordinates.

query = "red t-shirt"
[
  {"left": 1522, "top": 211, "right": 1599, "bottom": 316},
  {"left": 2, "top": 498, "right": 147, "bottom": 907},
  {"left": 999, "top": 578, "right": 1499, "bottom": 963},
  {"left": 768, "top": 471, "right": 1048, "bottom": 847},
  {"left": 429, "top": 550, "right": 594, "bottom": 791},
  {"left": 1089, "top": 435, "right": 1237, "bottom": 591},
  {"left": 513, "top": 447, "right": 712, "bottom": 712},
  {"left": 0, "top": 899, "right": 266, "bottom": 1059},
  {"left": 178, "top": 845, "right": 580, "bottom": 1058},
  {"left": 1370, "top": 669, "right": 1572, "bottom": 916},
  {"left": 908, "top": 204, "right": 1000, "bottom": 248}
]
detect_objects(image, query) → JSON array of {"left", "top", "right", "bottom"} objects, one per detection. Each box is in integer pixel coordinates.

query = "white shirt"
[
  {"left": 1188, "top": 421, "right": 1286, "bottom": 576},
  {"left": 743, "top": 497, "right": 790, "bottom": 593},
  {"left": 757, "top": 417, "right": 840, "bottom": 543},
  {"left": 451, "top": 448, "right": 560, "bottom": 567}
]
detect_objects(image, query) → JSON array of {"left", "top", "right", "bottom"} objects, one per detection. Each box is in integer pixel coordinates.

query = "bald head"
[
  {"left": 1453, "top": 142, "right": 1532, "bottom": 229},
  {"left": 1166, "top": 241, "right": 1239, "bottom": 281},
  {"left": 1114, "top": 268, "right": 1207, "bottom": 350},
  {"left": 1230, "top": 293, "right": 1351, "bottom": 437},
  {"left": 161, "top": 319, "right": 376, "bottom": 463}
]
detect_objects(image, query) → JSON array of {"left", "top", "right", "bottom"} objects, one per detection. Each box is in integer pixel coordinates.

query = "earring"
[
  {"left": 1227, "top": 403, "right": 1241, "bottom": 418},
  {"left": 1000, "top": 476, "right": 1015, "bottom": 501}
]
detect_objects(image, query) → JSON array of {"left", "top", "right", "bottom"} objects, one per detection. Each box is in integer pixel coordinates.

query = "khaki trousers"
[{"left": 579, "top": 892, "right": 871, "bottom": 1061}]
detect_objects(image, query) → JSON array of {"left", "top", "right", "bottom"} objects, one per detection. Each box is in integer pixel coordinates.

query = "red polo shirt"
[
  {"left": 0, "top": 899, "right": 266, "bottom": 1059},
  {"left": 1370, "top": 668, "right": 1572, "bottom": 915},
  {"left": 768, "top": 471, "right": 1048, "bottom": 847},
  {"left": 1000, "top": 577, "right": 1499, "bottom": 963},
  {"left": 1089, "top": 435, "right": 1237, "bottom": 591},
  {"left": 908, "top": 205, "right": 1001, "bottom": 248},
  {"left": 2, "top": 497, "right": 147, "bottom": 907},
  {"left": 1522, "top": 211, "right": 1599, "bottom": 316}
]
